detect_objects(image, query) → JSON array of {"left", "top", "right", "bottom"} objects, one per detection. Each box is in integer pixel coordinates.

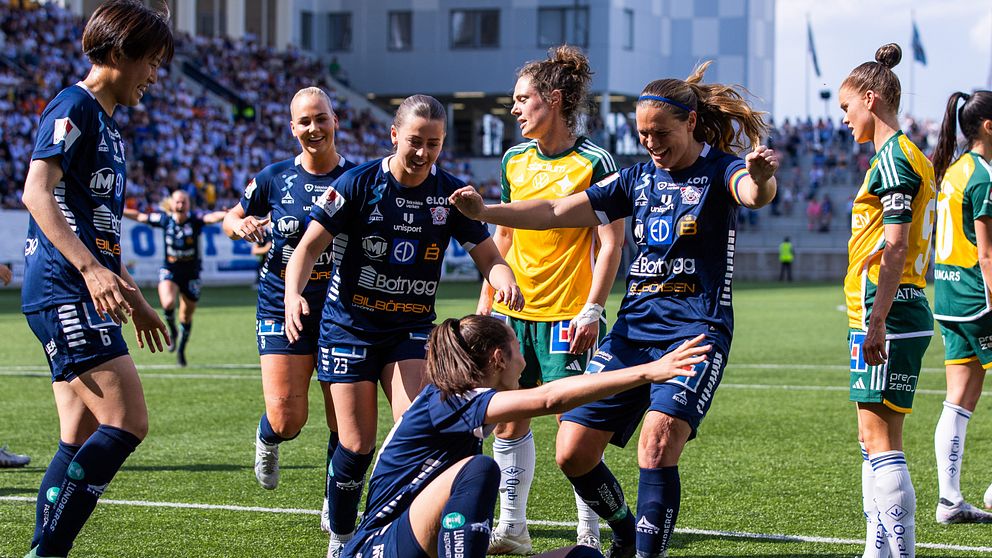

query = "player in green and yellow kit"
[
  {"left": 929, "top": 90, "right": 992, "bottom": 524},
  {"left": 839, "top": 44, "right": 935, "bottom": 558}
]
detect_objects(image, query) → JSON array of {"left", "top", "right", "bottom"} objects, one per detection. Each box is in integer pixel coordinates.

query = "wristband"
[{"left": 572, "top": 303, "right": 604, "bottom": 329}]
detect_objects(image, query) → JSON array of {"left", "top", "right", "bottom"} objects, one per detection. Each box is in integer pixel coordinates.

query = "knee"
[
  {"left": 455, "top": 455, "right": 500, "bottom": 496},
  {"left": 127, "top": 417, "right": 149, "bottom": 441},
  {"left": 555, "top": 441, "right": 598, "bottom": 477},
  {"left": 266, "top": 409, "right": 306, "bottom": 439}
]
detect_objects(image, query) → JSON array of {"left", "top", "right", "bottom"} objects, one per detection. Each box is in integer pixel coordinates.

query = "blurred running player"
[
  {"left": 123, "top": 190, "right": 225, "bottom": 366},
  {"left": 929, "top": 90, "right": 992, "bottom": 524},
  {"left": 19, "top": 1, "right": 173, "bottom": 555},
  {"left": 838, "top": 44, "right": 936, "bottom": 558},
  {"left": 223, "top": 87, "right": 355, "bottom": 532},
  {"left": 0, "top": 263, "right": 31, "bottom": 469},
  {"left": 285, "top": 95, "right": 522, "bottom": 556},
  {"left": 453, "top": 62, "right": 777, "bottom": 557},
  {"left": 341, "top": 314, "right": 708, "bottom": 558},
  {"left": 481, "top": 46, "right": 624, "bottom": 555}
]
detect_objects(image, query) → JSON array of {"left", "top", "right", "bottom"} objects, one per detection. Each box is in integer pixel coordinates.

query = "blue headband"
[{"left": 638, "top": 95, "right": 694, "bottom": 113}]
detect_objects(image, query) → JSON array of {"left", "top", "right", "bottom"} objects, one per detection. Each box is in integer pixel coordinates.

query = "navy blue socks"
[
  {"left": 437, "top": 455, "right": 500, "bottom": 558},
  {"left": 635, "top": 466, "right": 680, "bottom": 557},
  {"left": 567, "top": 462, "right": 635, "bottom": 546},
  {"left": 258, "top": 414, "right": 300, "bottom": 445},
  {"left": 32, "top": 441, "right": 81, "bottom": 549},
  {"left": 325, "top": 431, "right": 339, "bottom": 500},
  {"left": 328, "top": 445, "right": 375, "bottom": 535}
]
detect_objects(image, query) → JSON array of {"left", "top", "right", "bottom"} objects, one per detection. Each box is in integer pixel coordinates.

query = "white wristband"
[{"left": 572, "top": 303, "right": 604, "bottom": 329}]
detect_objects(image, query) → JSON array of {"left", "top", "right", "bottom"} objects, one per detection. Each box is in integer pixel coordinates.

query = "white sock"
[
  {"left": 871, "top": 451, "right": 915, "bottom": 558},
  {"left": 493, "top": 430, "right": 535, "bottom": 535},
  {"left": 575, "top": 486, "right": 601, "bottom": 538},
  {"left": 934, "top": 401, "right": 971, "bottom": 505},
  {"left": 861, "top": 443, "right": 889, "bottom": 558}
]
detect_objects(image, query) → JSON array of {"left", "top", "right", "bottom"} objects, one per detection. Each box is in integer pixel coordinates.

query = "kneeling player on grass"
[
  {"left": 453, "top": 63, "right": 778, "bottom": 558},
  {"left": 341, "top": 315, "right": 708, "bottom": 558}
]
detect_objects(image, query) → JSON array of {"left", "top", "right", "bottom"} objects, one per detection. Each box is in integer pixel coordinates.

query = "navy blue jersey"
[
  {"left": 353, "top": 384, "right": 497, "bottom": 544},
  {"left": 309, "top": 157, "right": 490, "bottom": 345},
  {"left": 23, "top": 84, "right": 128, "bottom": 313},
  {"left": 586, "top": 144, "right": 746, "bottom": 346},
  {"left": 147, "top": 211, "right": 206, "bottom": 265},
  {"left": 241, "top": 155, "right": 355, "bottom": 320}
]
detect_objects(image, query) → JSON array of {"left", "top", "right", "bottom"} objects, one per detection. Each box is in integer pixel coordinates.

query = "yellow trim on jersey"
[
  {"left": 945, "top": 356, "right": 979, "bottom": 366},
  {"left": 882, "top": 399, "right": 913, "bottom": 414},
  {"left": 494, "top": 139, "right": 616, "bottom": 321}
]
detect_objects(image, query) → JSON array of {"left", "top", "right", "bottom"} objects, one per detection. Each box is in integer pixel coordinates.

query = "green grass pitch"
[{"left": 1, "top": 282, "right": 990, "bottom": 557}]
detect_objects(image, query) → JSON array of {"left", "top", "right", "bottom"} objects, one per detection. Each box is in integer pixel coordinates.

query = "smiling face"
[
  {"left": 114, "top": 51, "right": 162, "bottom": 107},
  {"left": 291, "top": 93, "right": 338, "bottom": 158},
  {"left": 390, "top": 116, "right": 445, "bottom": 185},
  {"left": 635, "top": 103, "right": 699, "bottom": 170},
  {"left": 511, "top": 75, "right": 558, "bottom": 140},
  {"left": 838, "top": 85, "right": 875, "bottom": 144},
  {"left": 170, "top": 190, "right": 190, "bottom": 219}
]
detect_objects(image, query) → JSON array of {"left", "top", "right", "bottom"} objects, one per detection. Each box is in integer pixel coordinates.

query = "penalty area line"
[{"left": 1, "top": 496, "right": 990, "bottom": 553}]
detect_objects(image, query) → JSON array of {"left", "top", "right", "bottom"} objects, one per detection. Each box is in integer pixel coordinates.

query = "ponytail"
[
  {"left": 933, "top": 90, "right": 992, "bottom": 183},
  {"left": 637, "top": 61, "right": 768, "bottom": 154},
  {"left": 426, "top": 316, "right": 515, "bottom": 397}
]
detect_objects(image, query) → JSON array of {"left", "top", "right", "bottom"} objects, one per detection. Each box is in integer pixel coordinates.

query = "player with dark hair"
[{"left": 19, "top": 1, "right": 174, "bottom": 555}]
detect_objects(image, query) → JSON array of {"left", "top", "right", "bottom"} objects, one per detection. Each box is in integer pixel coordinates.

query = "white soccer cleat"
[
  {"left": 985, "top": 483, "right": 992, "bottom": 510},
  {"left": 936, "top": 498, "right": 992, "bottom": 524},
  {"left": 487, "top": 525, "right": 532, "bottom": 555},
  {"left": 254, "top": 428, "right": 279, "bottom": 490},
  {"left": 0, "top": 445, "right": 30, "bottom": 468},
  {"left": 576, "top": 529, "right": 601, "bottom": 551},
  {"left": 321, "top": 496, "right": 331, "bottom": 533},
  {"left": 327, "top": 531, "right": 353, "bottom": 558}
]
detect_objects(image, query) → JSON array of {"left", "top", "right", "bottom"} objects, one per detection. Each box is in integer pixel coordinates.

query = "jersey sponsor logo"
[
  {"left": 368, "top": 182, "right": 386, "bottom": 205},
  {"left": 281, "top": 191, "right": 295, "bottom": 204},
  {"left": 526, "top": 161, "right": 567, "bottom": 173},
  {"left": 424, "top": 242, "right": 441, "bottom": 261},
  {"left": 549, "top": 320, "right": 572, "bottom": 354},
  {"left": 636, "top": 516, "right": 660, "bottom": 535},
  {"left": 396, "top": 197, "right": 423, "bottom": 209},
  {"left": 315, "top": 186, "right": 345, "bottom": 216},
  {"left": 357, "top": 265, "right": 438, "bottom": 295},
  {"left": 393, "top": 223, "right": 422, "bottom": 233},
  {"left": 24, "top": 237, "right": 39, "bottom": 256},
  {"left": 630, "top": 254, "right": 696, "bottom": 277},
  {"left": 351, "top": 293, "right": 433, "bottom": 314},
  {"left": 680, "top": 185, "right": 702, "bottom": 205},
  {"left": 650, "top": 194, "right": 674, "bottom": 213},
  {"left": 281, "top": 173, "right": 296, "bottom": 191},
  {"left": 635, "top": 190, "right": 649, "bottom": 206},
  {"left": 849, "top": 332, "right": 868, "bottom": 373},
  {"left": 647, "top": 216, "right": 674, "bottom": 246},
  {"left": 596, "top": 173, "right": 620, "bottom": 188},
  {"left": 45, "top": 339, "right": 58, "bottom": 357},
  {"left": 894, "top": 287, "right": 925, "bottom": 300},
  {"left": 98, "top": 134, "right": 108, "bottom": 152},
  {"left": 304, "top": 182, "right": 317, "bottom": 192},
  {"left": 672, "top": 390, "right": 688, "bottom": 405},
  {"left": 244, "top": 179, "right": 257, "bottom": 199},
  {"left": 89, "top": 168, "right": 121, "bottom": 197},
  {"left": 362, "top": 236, "right": 388, "bottom": 260},
  {"left": 881, "top": 191, "right": 912, "bottom": 216},
  {"left": 426, "top": 196, "right": 449, "bottom": 206},
  {"left": 633, "top": 219, "right": 645, "bottom": 244},
  {"left": 667, "top": 356, "right": 707, "bottom": 392},
  {"left": 276, "top": 216, "right": 300, "bottom": 237},
  {"left": 430, "top": 206, "right": 449, "bottom": 225},
  {"left": 93, "top": 205, "right": 120, "bottom": 235},
  {"left": 390, "top": 239, "right": 419, "bottom": 264},
  {"left": 852, "top": 212, "right": 870, "bottom": 230},
  {"left": 52, "top": 117, "right": 81, "bottom": 150},
  {"left": 979, "top": 335, "right": 992, "bottom": 351},
  {"left": 628, "top": 279, "right": 697, "bottom": 294},
  {"left": 368, "top": 205, "right": 383, "bottom": 223},
  {"left": 402, "top": 212, "right": 415, "bottom": 224},
  {"left": 677, "top": 214, "right": 697, "bottom": 236},
  {"left": 934, "top": 269, "right": 961, "bottom": 281}
]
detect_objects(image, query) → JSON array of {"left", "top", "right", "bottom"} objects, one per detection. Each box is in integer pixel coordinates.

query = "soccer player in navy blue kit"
[
  {"left": 453, "top": 64, "right": 778, "bottom": 558},
  {"left": 224, "top": 86, "right": 355, "bottom": 531},
  {"left": 341, "top": 314, "right": 708, "bottom": 558},
  {"left": 284, "top": 95, "right": 523, "bottom": 556},
  {"left": 19, "top": 1, "right": 173, "bottom": 556},
  {"left": 124, "top": 190, "right": 226, "bottom": 366}
]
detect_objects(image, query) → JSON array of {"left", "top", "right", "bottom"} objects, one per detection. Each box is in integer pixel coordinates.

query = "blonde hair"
[
  {"left": 841, "top": 43, "right": 902, "bottom": 110},
  {"left": 291, "top": 87, "right": 334, "bottom": 115}
]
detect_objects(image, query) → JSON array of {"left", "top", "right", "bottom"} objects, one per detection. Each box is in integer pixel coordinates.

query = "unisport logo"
[{"left": 442, "top": 512, "right": 466, "bottom": 529}]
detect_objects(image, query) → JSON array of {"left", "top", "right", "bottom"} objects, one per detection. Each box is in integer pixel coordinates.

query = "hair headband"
[{"left": 638, "top": 95, "right": 694, "bottom": 113}]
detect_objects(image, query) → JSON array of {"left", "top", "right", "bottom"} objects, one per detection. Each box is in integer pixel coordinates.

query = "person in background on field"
[
  {"left": 778, "top": 236, "right": 793, "bottom": 282},
  {"left": 0, "top": 262, "right": 31, "bottom": 469},
  {"left": 838, "top": 44, "right": 936, "bottom": 558},
  {"left": 929, "top": 89, "right": 992, "bottom": 524}
]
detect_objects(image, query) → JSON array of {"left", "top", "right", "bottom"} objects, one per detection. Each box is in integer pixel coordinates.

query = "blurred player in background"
[
  {"left": 479, "top": 45, "right": 623, "bottom": 555},
  {"left": 839, "top": 44, "right": 935, "bottom": 558},
  {"left": 123, "top": 190, "right": 225, "bottom": 366},
  {"left": 929, "top": 89, "right": 992, "bottom": 523},
  {"left": 0, "top": 262, "right": 31, "bottom": 469},
  {"left": 223, "top": 87, "right": 355, "bottom": 533},
  {"left": 19, "top": 1, "right": 173, "bottom": 555}
]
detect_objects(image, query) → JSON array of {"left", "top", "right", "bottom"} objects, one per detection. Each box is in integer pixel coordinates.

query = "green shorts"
[
  {"left": 938, "top": 314, "right": 992, "bottom": 369},
  {"left": 848, "top": 330, "right": 931, "bottom": 414},
  {"left": 493, "top": 312, "right": 606, "bottom": 388}
]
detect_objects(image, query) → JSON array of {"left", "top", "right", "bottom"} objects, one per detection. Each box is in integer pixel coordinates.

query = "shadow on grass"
[
  {"left": 0, "top": 487, "right": 35, "bottom": 496},
  {"left": 124, "top": 463, "right": 317, "bottom": 473}
]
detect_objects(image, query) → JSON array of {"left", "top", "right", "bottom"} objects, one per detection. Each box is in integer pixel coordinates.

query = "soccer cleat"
[
  {"left": 321, "top": 496, "right": 331, "bottom": 533},
  {"left": 936, "top": 498, "right": 992, "bottom": 524},
  {"left": 603, "top": 539, "right": 636, "bottom": 558},
  {"left": 576, "top": 529, "right": 601, "bottom": 550},
  {"left": 327, "top": 532, "right": 353, "bottom": 558},
  {"left": 487, "top": 525, "right": 533, "bottom": 555},
  {"left": 176, "top": 348, "right": 187, "bottom": 367},
  {"left": 254, "top": 428, "right": 279, "bottom": 490},
  {"left": 0, "top": 445, "right": 30, "bottom": 468},
  {"left": 985, "top": 483, "right": 992, "bottom": 510}
]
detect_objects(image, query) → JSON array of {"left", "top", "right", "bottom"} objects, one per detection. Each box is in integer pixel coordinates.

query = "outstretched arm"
[
  {"left": 477, "top": 225, "right": 513, "bottom": 315},
  {"left": 469, "top": 238, "right": 523, "bottom": 312},
  {"left": 736, "top": 145, "right": 779, "bottom": 209},
  {"left": 223, "top": 203, "right": 270, "bottom": 242},
  {"left": 202, "top": 209, "right": 229, "bottom": 224},
  {"left": 450, "top": 186, "right": 600, "bottom": 230},
  {"left": 123, "top": 208, "right": 150, "bottom": 223}
]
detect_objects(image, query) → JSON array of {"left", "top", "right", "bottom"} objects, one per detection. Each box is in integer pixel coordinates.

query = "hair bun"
[{"left": 875, "top": 43, "right": 902, "bottom": 69}]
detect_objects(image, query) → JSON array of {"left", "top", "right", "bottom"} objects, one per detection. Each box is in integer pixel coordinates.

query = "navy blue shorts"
[
  {"left": 256, "top": 315, "right": 320, "bottom": 356},
  {"left": 317, "top": 329, "right": 431, "bottom": 383},
  {"left": 559, "top": 332, "right": 730, "bottom": 447},
  {"left": 160, "top": 263, "right": 201, "bottom": 301},
  {"left": 25, "top": 302, "right": 130, "bottom": 383},
  {"left": 343, "top": 509, "right": 429, "bottom": 558}
]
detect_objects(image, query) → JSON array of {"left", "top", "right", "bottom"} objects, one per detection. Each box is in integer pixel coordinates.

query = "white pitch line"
[{"left": 1, "top": 496, "right": 989, "bottom": 553}]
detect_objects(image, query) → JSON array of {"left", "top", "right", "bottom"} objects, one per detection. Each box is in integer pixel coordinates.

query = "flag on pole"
[
  {"left": 807, "top": 20, "right": 821, "bottom": 78},
  {"left": 912, "top": 21, "right": 927, "bottom": 65}
]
